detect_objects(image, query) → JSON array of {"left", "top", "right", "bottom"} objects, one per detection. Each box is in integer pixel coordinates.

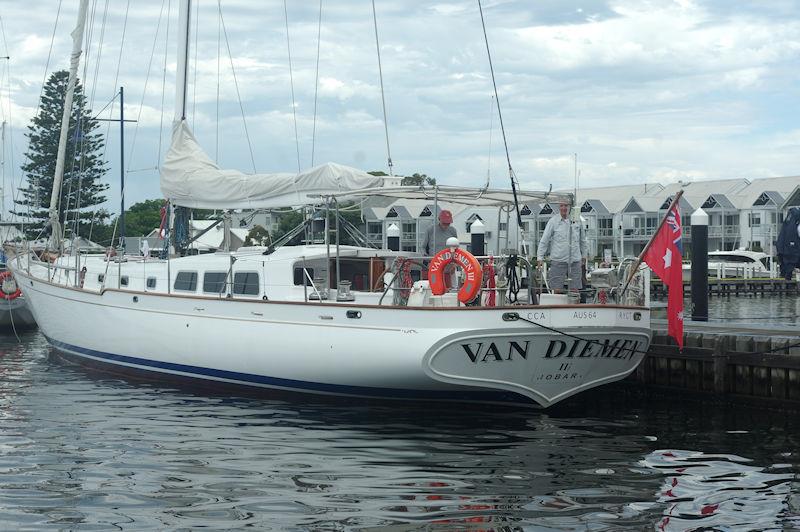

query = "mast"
[
  {"left": 48, "top": 0, "right": 90, "bottom": 251},
  {"left": 1, "top": 121, "right": 5, "bottom": 219},
  {"left": 175, "top": 0, "right": 192, "bottom": 123}
]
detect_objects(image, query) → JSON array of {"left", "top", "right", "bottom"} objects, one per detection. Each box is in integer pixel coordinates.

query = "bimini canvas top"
[
  {"left": 321, "top": 185, "right": 574, "bottom": 207},
  {"left": 160, "top": 120, "right": 385, "bottom": 209}
]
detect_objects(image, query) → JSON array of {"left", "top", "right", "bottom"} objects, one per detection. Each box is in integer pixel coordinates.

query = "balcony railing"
[{"left": 708, "top": 226, "right": 739, "bottom": 237}]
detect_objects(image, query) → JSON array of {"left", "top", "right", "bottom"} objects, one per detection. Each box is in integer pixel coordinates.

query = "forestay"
[{"left": 160, "top": 120, "right": 385, "bottom": 209}]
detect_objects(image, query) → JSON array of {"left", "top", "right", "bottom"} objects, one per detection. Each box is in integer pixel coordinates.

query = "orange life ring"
[
  {"left": 0, "top": 271, "right": 21, "bottom": 300},
  {"left": 428, "top": 248, "right": 482, "bottom": 303}
]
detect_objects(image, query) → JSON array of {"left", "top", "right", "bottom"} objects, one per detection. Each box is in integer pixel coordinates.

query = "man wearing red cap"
[{"left": 423, "top": 209, "right": 458, "bottom": 256}]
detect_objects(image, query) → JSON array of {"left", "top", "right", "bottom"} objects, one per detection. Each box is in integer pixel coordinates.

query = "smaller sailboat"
[{"left": 0, "top": 121, "right": 36, "bottom": 331}]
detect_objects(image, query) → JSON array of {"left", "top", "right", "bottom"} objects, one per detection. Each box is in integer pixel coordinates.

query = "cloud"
[{"left": 1, "top": 0, "right": 799, "bottom": 212}]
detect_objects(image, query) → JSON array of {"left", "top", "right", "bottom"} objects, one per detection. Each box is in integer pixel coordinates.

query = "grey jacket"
[
  {"left": 536, "top": 215, "right": 587, "bottom": 263},
  {"left": 422, "top": 224, "right": 459, "bottom": 255}
]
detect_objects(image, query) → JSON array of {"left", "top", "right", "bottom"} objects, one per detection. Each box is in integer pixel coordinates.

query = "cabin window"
[
  {"left": 233, "top": 272, "right": 259, "bottom": 295},
  {"left": 174, "top": 271, "right": 198, "bottom": 292},
  {"left": 120, "top": 276, "right": 129, "bottom": 287},
  {"left": 146, "top": 277, "right": 157, "bottom": 289},
  {"left": 97, "top": 274, "right": 104, "bottom": 283},
  {"left": 294, "top": 267, "right": 314, "bottom": 286},
  {"left": 203, "top": 271, "right": 228, "bottom": 294}
]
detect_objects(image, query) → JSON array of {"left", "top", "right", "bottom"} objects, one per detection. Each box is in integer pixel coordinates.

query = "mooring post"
[
  {"left": 387, "top": 223, "right": 400, "bottom": 252},
  {"left": 691, "top": 207, "right": 709, "bottom": 321},
  {"left": 713, "top": 335, "right": 730, "bottom": 394},
  {"left": 470, "top": 219, "right": 485, "bottom": 257}
]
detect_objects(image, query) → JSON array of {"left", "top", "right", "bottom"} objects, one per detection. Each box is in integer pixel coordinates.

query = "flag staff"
[{"left": 619, "top": 189, "right": 685, "bottom": 297}]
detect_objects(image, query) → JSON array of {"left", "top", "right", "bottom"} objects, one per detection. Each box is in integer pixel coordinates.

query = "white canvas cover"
[{"left": 160, "top": 121, "right": 384, "bottom": 209}]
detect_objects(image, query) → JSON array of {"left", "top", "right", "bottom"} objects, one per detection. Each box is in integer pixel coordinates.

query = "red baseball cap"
[{"left": 438, "top": 210, "right": 453, "bottom": 224}]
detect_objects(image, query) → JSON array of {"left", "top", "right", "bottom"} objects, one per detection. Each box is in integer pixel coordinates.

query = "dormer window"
[
  {"left": 386, "top": 207, "right": 398, "bottom": 218},
  {"left": 753, "top": 192, "right": 771, "bottom": 207},
  {"left": 701, "top": 196, "right": 718, "bottom": 209},
  {"left": 540, "top": 204, "right": 553, "bottom": 215},
  {"left": 420, "top": 206, "right": 432, "bottom": 217},
  {"left": 581, "top": 201, "right": 592, "bottom": 213},
  {"left": 520, "top": 205, "right": 532, "bottom": 216}
]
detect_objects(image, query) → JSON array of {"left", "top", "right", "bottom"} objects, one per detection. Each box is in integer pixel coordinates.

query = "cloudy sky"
[{"left": 1, "top": 0, "right": 799, "bottom": 213}]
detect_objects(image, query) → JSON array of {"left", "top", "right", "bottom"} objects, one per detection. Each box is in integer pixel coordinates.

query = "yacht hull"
[{"left": 14, "top": 268, "right": 651, "bottom": 407}]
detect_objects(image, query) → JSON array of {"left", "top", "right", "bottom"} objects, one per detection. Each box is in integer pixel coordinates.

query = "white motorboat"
[
  {"left": 682, "top": 249, "right": 771, "bottom": 281},
  {"left": 9, "top": 0, "right": 654, "bottom": 408}
]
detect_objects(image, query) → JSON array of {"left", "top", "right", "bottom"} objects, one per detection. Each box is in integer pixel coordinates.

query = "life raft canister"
[
  {"left": 0, "top": 271, "right": 21, "bottom": 301},
  {"left": 427, "top": 248, "right": 482, "bottom": 303}
]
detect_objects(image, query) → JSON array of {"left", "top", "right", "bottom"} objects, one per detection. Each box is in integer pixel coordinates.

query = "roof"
[
  {"left": 572, "top": 183, "right": 663, "bottom": 213},
  {"left": 700, "top": 193, "right": 736, "bottom": 210},
  {"left": 580, "top": 199, "right": 610, "bottom": 215}
]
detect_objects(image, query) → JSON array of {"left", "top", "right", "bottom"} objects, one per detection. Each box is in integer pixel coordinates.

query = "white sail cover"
[{"left": 160, "top": 121, "right": 384, "bottom": 209}]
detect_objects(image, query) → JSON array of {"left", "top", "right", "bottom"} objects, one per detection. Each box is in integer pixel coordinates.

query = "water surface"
[{"left": 1, "top": 332, "right": 798, "bottom": 530}]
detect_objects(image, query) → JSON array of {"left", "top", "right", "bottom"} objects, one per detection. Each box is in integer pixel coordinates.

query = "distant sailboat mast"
[{"left": 48, "top": 0, "right": 90, "bottom": 251}]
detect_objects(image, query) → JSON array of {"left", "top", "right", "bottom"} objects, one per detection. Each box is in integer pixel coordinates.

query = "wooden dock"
[{"left": 637, "top": 319, "right": 800, "bottom": 405}]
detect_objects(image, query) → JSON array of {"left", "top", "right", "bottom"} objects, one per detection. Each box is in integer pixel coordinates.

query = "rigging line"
[
  {"left": 98, "top": 0, "right": 129, "bottom": 171},
  {"left": 64, "top": 0, "right": 100, "bottom": 236},
  {"left": 282, "top": 0, "right": 301, "bottom": 173},
  {"left": 15, "top": 0, "right": 62, "bottom": 226},
  {"left": 73, "top": 0, "right": 110, "bottom": 237},
  {"left": 477, "top": 0, "right": 522, "bottom": 227},
  {"left": 371, "top": 0, "right": 393, "bottom": 176},
  {"left": 218, "top": 0, "right": 257, "bottom": 173},
  {"left": 310, "top": 0, "right": 322, "bottom": 167},
  {"left": 127, "top": 0, "right": 167, "bottom": 177}
]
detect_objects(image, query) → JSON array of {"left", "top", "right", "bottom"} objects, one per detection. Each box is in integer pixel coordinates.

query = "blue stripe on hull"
[{"left": 44, "top": 336, "right": 532, "bottom": 406}]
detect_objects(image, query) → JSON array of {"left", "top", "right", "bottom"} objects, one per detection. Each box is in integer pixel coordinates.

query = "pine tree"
[{"left": 12, "top": 70, "right": 109, "bottom": 239}]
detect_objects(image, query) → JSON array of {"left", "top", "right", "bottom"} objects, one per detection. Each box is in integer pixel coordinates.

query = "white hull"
[{"left": 14, "top": 266, "right": 651, "bottom": 408}]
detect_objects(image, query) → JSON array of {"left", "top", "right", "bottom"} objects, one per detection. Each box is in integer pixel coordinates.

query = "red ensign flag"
[{"left": 643, "top": 204, "right": 684, "bottom": 348}]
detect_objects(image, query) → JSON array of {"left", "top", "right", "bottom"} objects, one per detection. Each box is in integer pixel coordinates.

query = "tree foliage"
[
  {"left": 401, "top": 173, "right": 436, "bottom": 186},
  {"left": 13, "top": 70, "right": 109, "bottom": 238},
  {"left": 268, "top": 204, "right": 366, "bottom": 247},
  {"left": 244, "top": 225, "right": 271, "bottom": 246},
  {"left": 124, "top": 199, "right": 165, "bottom": 237}
]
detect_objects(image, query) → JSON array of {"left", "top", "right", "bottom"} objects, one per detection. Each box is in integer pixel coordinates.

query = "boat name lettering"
[
  {"left": 617, "top": 311, "right": 633, "bottom": 320},
  {"left": 573, "top": 311, "right": 597, "bottom": 319},
  {"left": 461, "top": 340, "right": 530, "bottom": 363},
  {"left": 535, "top": 372, "right": 581, "bottom": 381},
  {"left": 526, "top": 312, "right": 546, "bottom": 321},
  {"left": 543, "top": 338, "right": 640, "bottom": 361}
]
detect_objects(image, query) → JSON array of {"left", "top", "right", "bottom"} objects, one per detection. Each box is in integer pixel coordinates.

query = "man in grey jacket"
[
  {"left": 422, "top": 209, "right": 458, "bottom": 256},
  {"left": 536, "top": 201, "right": 587, "bottom": 291}
]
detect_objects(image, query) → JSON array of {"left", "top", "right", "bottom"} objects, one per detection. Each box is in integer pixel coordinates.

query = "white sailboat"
[{"left": 9, "top": 0, "right": 653, "bottom": 408}]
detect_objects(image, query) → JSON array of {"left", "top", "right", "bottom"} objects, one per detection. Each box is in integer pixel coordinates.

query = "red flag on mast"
[{"left": 643, "top": 203, "right": 684, "bottom": 348}]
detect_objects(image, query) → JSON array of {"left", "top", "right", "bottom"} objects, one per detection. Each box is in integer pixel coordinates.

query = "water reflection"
[
  {"left": 644, "top": 449, "right": 797, "bottom": 531},
  {"left": 653, "top": 293, "right": 800, "bottom": 324},
  {"left": 1, "top": 332, "right": 799, "bottom": 529}
]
